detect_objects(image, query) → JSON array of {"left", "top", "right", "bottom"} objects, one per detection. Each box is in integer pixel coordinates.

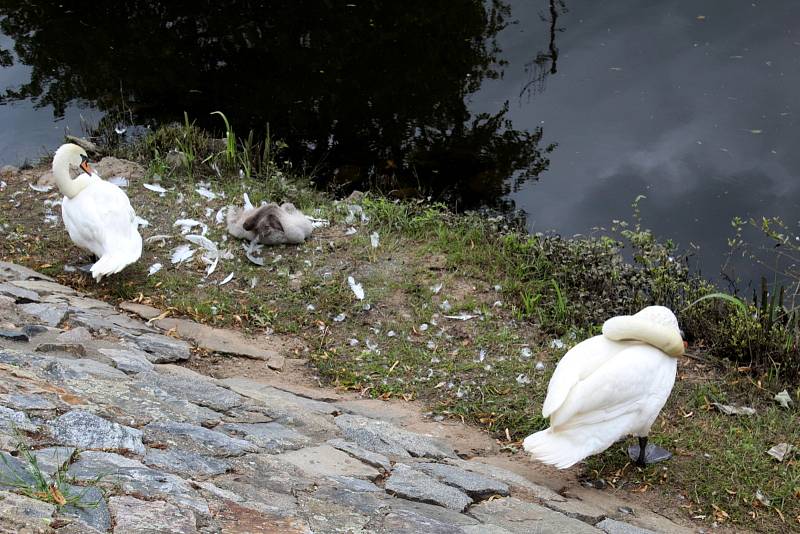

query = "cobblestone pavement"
[{"left": 0, "top": 261, "right": 694, "bottom": 533}]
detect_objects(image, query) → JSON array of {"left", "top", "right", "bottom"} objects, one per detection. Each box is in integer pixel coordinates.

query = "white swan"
[
  {"left": 523, "top": 306, "right": 685, "bottom": 469},
  {"left": 53, "top": 143, "right": 142, "bottom": 282}
]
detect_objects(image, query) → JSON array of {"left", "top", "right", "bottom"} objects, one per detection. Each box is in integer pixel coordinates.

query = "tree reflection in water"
[{"left": 0, "top": 0, "right": 560, "bottom": 208}]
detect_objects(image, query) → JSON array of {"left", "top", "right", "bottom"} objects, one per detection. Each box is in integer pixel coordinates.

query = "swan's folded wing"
[
  {"left": 542, "top": 335, "right": 622, "bottom": 418},
  {"left": 548, "top": 344, "right": 675, "bottom": 430}
]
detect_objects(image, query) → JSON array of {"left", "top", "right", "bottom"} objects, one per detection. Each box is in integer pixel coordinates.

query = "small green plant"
[{"left": 0, "top": 437, "right": 102, "bottom": 510}]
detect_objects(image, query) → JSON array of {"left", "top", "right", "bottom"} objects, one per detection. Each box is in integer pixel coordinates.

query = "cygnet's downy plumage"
[{"left": 227, "top": 202, "right": 312, "bottom": 245}]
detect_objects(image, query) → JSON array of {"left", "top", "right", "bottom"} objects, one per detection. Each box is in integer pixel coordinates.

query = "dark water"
[{"left": 0, "top": 1, "right": 798, "bottom": 286}]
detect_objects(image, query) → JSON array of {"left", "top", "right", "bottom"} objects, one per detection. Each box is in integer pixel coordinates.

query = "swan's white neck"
[{"left": 52, "top": 150, "right": 91, "bottom": 199}]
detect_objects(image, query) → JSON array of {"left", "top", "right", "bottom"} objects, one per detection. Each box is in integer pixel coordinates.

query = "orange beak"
[{"left": 79, "top": 160, "right": 94, "bottom": 175}]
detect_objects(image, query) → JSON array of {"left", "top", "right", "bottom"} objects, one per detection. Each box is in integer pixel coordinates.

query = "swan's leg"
[
  {"left": 77, "top": 254, "right": 98, "bottom": 273},
  {"left": 628, "top": 436, "right": 672, "bottom": 466}
]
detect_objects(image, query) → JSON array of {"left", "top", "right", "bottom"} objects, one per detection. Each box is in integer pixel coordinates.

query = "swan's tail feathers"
[
  {"left": 90, "top": 242, "right": 142, "bottom": 283},
  {"left": 523, "top": 427, "right": 604, "bottom": 469}
]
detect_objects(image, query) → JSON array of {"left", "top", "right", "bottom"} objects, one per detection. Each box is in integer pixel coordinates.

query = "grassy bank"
[{"left": 1, "top": 120, "right": 798, "bottom": 531}]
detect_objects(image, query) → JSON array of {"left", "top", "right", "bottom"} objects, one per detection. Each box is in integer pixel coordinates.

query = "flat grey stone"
[
  {"left": 0, "top": 404, "right": 40, "bottom": 432},
  {"left": 129, "top": 332, "right": 191, "bottom": 362},
  {"left": 223, "top": 453, "right": 317, "bottom": 495},
  {"left": 0, "top": 262, "right": 54, "bottom": 282},
  {"left": 0, "top": 489, "right": 55, "bottom": 520},
  {"left": 48, "top": 410, "right": 145, "bottom": 455},
  {"left": 219, "top": 378, "right": 338, "bottom": 414},
  {"left": 326, "top": 476, "right": 383, "bottom": 493},
  {"left": 469, "top": 497, "right": 602, "bottom": 534},
  {"left": 60, "top": 378, "right": 221, "bottom": 428},
  {"left": 218, "top": 377, "right": 339, "bottom": 436},
  {"left": 34, "top": 342, "right": 86, "bottom": 357},
  {"left": 137, "top": 371, "right": 243, "bottom": 411},
  {"left": 67, "top": 451, "right": 147, "bottom": 478},
  {"left": 414, "top": 461, "right": 509, "bottom": 498},
  {"left": 19, "top": 302, "right": 68, "bottom": 326},
  {"left": 11, "top": 279, "right": 75, "bottom": 296},
  {"left": 461, "top": 525, "right": 515, "bottom": 534},
  {"left": 219, "top": 422, "right": 311, "bottom": 452},
  {"left": 144, "top": 448, "right": 231, "bottom": 478},
  {"left": 98, "top": 348, "right": 154, "bottom": 374},
  {"left": 53, "top": 519, "right": 106, "bottom": 534},
  {"left": 277, "top": 444, "right": 381, "bottom": 480},
  {"left": 445, "top": 458, "right": 566, "bottom": 502},
  {"left": 388, "top": 496, "right": 480, "bottom": 526},
  {"left": 46, "top": 357, "right": 128, "bottom": 380},
  {"left": 384, "top": 464, "right": 472, "bottom": 512},
  {"left": 31, "top": 446, "right": 76, "bottom": 477},
  {"left": 299, "top": 487, "right": 375, "bottom": 533},
  {"left": 70, "top": 456, "right": 208, "bottom": 516},
  {"left": 59, "top": 485, "right": 110, "bottom": 533},
  {"left": 0, "top": 282, "right": 39, "bottom": 302},
  {"left": 56, "top": 327, "right": 93, "bottom": 343},
  {"left": 596, "top": 518, "right": 658, "bottom": 534},
  {"left": 327, "top": 438, "right": 392, "bottom": 471},
  {"left": 108, "top": 495, "right": 197, "bottom": 534},
  {"left": 366, "top": 505, "right": 467, "bottom": 534},
  {"left": 335, "top": 413, "right": 456, "bottom": 459},
  {"left": 1, "top": 392, "right": 58, "bottom": 411},
  {"left": 143, "top": 421, "right": 258, "bottom": 457},
  {"left": 0, "top": 451, "right": 37, "bottom": 490},
  {"left": 0, "top": 329, "right": 29, "bottom": 342}
]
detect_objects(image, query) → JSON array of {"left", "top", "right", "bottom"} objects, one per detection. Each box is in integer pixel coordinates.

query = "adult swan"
[
  {"left": 524, "top": 306, "right": 685, "bottom": 468},
  {"left": 53, "top": 143, "right": 142, "bottom": 282}
]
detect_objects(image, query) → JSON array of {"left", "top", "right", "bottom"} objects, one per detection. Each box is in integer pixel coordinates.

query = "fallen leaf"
[
  {"left": 767, "top": 443, "right": 794, "bottom": 462},
  {"left": 712, "top": 402, "right": 756, "bottom": 416}
]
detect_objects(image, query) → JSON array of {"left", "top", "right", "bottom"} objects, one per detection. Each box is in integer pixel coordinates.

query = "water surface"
[{"left": 0, "top": 0, "right": 797, "bottom": 286}]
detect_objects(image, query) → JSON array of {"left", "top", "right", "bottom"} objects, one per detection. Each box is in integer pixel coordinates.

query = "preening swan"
[
  {"left": 53, "top": 143, "right": 142, "bottom": 282},
  {"left": 523, "top": 306, "right": 685, "bottom": 469}
]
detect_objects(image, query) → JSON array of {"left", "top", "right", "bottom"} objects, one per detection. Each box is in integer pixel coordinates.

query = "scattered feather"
[
  {"left": 186, "top": 234, "right": 220, "bottom": 276},
  {"left": 170, "top": 244, "right": 195, "bottom": 264},
  {"left": 419, "top": 323, "right": 429, "bottom": 332},
  {"left": 243, "top": 193, "right": 254, "bottom": 211},
  {"left": 516, "top": 374, "right": 531, "bottom": 385},
  {"left": 306, "top": 216, "right": 330, "bottom": 229},
  {"left": 349, "top": 338, "right": 359, "bottom": 346},
  {"left": 244, "top": 240, "right": 265, "bottom": 266},
  {"left": 347, "top": 276, "right": 365, "bottom": 300},
  {"left": 712, "top": 402, "right": 756, "bottom": 416},
  {"left": 28, "top": 183, "right": 53, "bottom": 192},
  {"left": 147, "top": 263, "right": 162, "bottom": 276},
  {"left": 549, "top": 339, "right": 565, "bottom": 349},
  {"left": 345, "top": 227, "right": 357, "bottom": 235},
  {"left": 174, "top": 218, "right": 208, "bottom": 235},
  {"left": 114, "top": 125, "right": 127, "bottom": 135},
  {"left": 215, "top": 207, "right": 227, "bottom": 225},
  {"left": 195, "top": 186, "right": 218, "bottom": 200},
  {"left": 134, "top": 216, "right": 149, "bottom": 228},
  {"left": 108, "top": 176, "right": 129, "bottom": 187},
  {"left": 219, "top": 272, "right": 234, "bottom": 286},
  {"left": 143, "top": 183, "right": 167, "bottom": 195},
  {"left": 306, "top": 304, "right": 316, "bottom": 311},
  {"left": 444, "top": 313, "right": 477, "bottom": 321},
  {"left": 520, "top": 347, "right": 532, "bottom": 359},
  {"left": 370, "top": 232, "right": 380, "bottom": 248},
  {"left": 755, "top": 489, "right": 771, "bottom": 507},
  {"left": 439, "top": 300, "right": 452, "bottom": 312},
  {"left": 535, "top": 361, "right": 545, "bottom": 371},
  {"left": 430, "top": 283, "right": 443, "bottom": 294},
  {"left": 0, "top": 180, "right": 6, "bottom": 190},
  {"left": 333, "top": 313, "right": 347, "bottom": 323},
  {"left": 774, "top": 389, "right": 792, "bottom": 408}
]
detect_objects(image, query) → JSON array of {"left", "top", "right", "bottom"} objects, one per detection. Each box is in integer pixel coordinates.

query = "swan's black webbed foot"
[
  {"left": 78, "top": 263, "right": 94, "bottom": 274},
  {"left": 628, "top": 436, "right": 672, "bottom": 467}
]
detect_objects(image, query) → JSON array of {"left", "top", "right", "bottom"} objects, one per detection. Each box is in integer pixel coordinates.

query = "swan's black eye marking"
[{"left": 80, "top": 154, "right": 89, "bottom": 163}]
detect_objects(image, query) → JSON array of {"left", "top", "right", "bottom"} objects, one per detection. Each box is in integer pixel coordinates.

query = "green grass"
[
  {"left": 0, "top": 437, "right": 103, "bottom": 510},
  {"left": 4, "top": 121, "right": 799, "bottom": 531}
]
